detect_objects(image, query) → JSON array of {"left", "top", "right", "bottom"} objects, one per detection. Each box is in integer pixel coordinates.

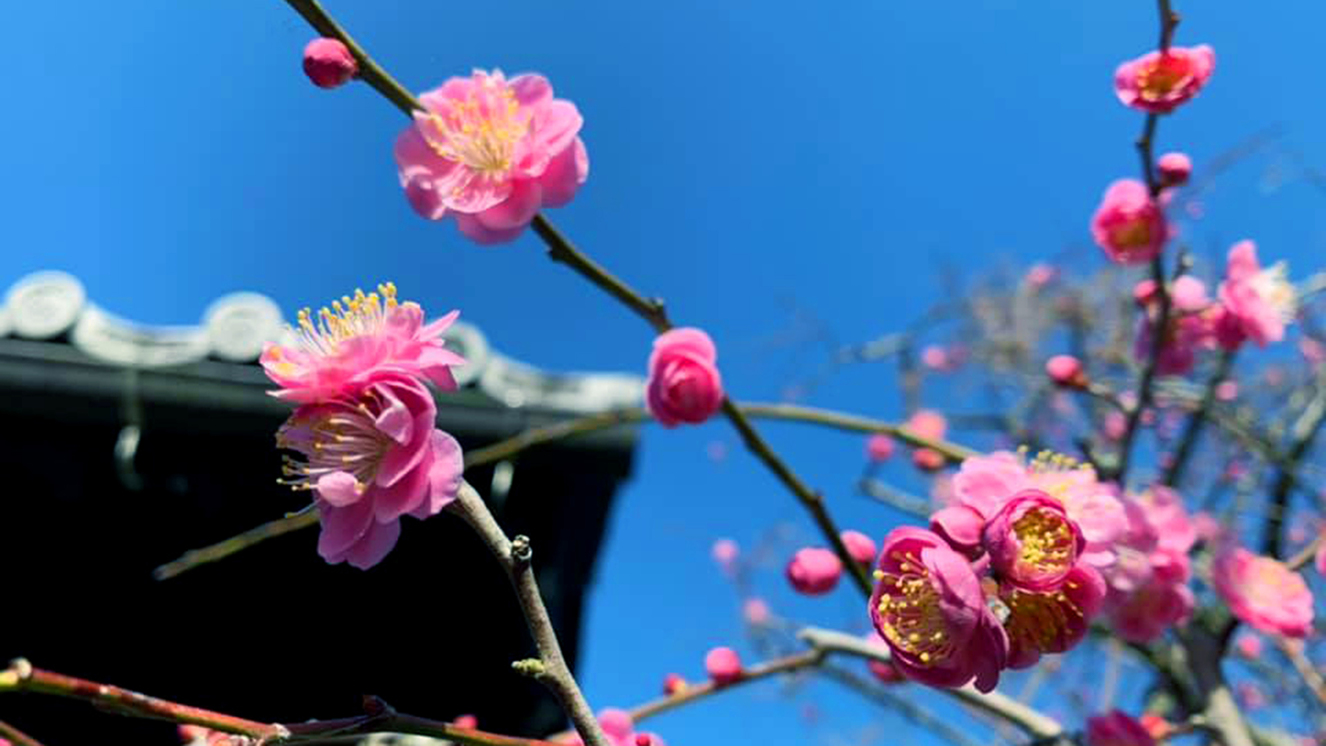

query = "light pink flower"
[
  {"left": 1091, "top": 179, "right": 1167, "bottom": 265},
  {"left": 1087, "top": 710, "right": 1156, "bottom": 746},
  {"left": 742, "top": 597, "right": 771, "bottom": 625},
  {"left": 841, "top": 530, "right": 878, "bottom": 565},
  {"left": 1217, "top": 240, "right": 1296, "bottom": 348},
  {"left": 560, "top": 709, "right": 664, "bottom": 746},
  {"left": 870, "top": 527, "right": 1008, "bottom": 693},
  {"left": 866, "top": 433, "right": 895, "bottom": 461},
  {"left": 1133, "top": 276, "right": 1218, "bottom": 376},
  {"left": 1114, "top": 45, "right": 1215, "bottom": 114},
  {"left": 1102, "top": 487, "right": 1195, "bottom": 641},
  {"left": 1046, "top": 355, "right": 1087, "bottom": 388},
  {"left": 1215, "top": 380, "right": 1238, "bottom": 401},
  {"left": 982, "top": 491, "right": 1084, "bottom": 591},
  {"left": 303, "top": 38, "right": 357, "bottom": 89},
  {"left": 1212, "top": 545, "right": 1314, "bottom": 638},
  {"left": 952, "top": 451, "right": 1126, "bottom": 569},
  {"left": 922, "top": 344, "right": 949, "bottom": 371},
  {"left": 711, "top": 538, "right": 739, "bottom": 574},
  {"left": 645, "top": 328, "right": 724, "bottom": 427},
  {"left": 1002, "top": 562, "right": 1106, "bottom": 668},
  {"left": 1234, "top": 632, "right": 1263, "bottom": 659},
  {"left": 261, "top": 283, "right": 465, "bottom": 403},
  {"left": 278, "top": 373, "right": 463, "bottom": 569},
  {"left": 1157, "top": 152, "right": 1192, "bottom": 186},
  {"left": 704, "top": 646, "right": 743, "bottom": 686},
  {"left": 394, "top": 69, "right": 588, "bottom": 245},
  {"left": 907, "top": 409, "right": 949, "bottom": 471},
  {"left": 786, "top": 547, "right": 843, "bottom": 595},
  {"left": 1025, "top": 262, "right": 1058, "bottom": 288}
]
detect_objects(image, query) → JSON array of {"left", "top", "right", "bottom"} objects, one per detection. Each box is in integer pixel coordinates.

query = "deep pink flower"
[
  {"left": 303, "top": 38, "right": 357, "bottom": 89},
  {"left": 704, "top": 646, "right": 743, "bottom": 686},
  {"left": 866, "top": 433, "right": 895, "bottom": 461},
  {"left": 278, "top": 373, "right": 464, "bottom": 569},
  {"left": 452, "top": 714, "right": 478, "bottom": 729},
  {"left": 930, "top": 504, "right": 986, "bottom": 558},
  {"left": 1217, "top": 240, "right": 1296, "bottom": 349},
  {"left": 645, "top": 328, "right": 724, "bottom": 427},
  {"left": 394, "top": 69, "right": 588, "bottom": 245},
  {"left": 1212, "top": 545, "right": 1314, "bottom": 638},
  {"left": 261, "top": 283, "right": 465, "bottom": 403},
  {"left": 1002, "top": 562, "right": 1106, "bottom": 668},
  {"left": 1087, "top": 710, "right": 1156, "bottom": 746},
  {"left": 841, "top": 530, "right": 878, "bottom": 565},
  {"left": 560, "top": 709, "right": 664, "bottom": 746},
  {"left": 1102, "top": 487, "right": 1195, "bottom": 641},
  {"left": 1091, "top": 179, "right": 1167, "bottom": 265},
  {"left": 1157, "top": 152, "right": 1192, "bottom": 186},
  {"left": 786, "top": 547, "right": 843, "bottom": 595},
  {"left": 1046, "top": 355, "right": 1087, "bottom": 388},
  {"left": 870, "top": 527, "right": 1008, "bottom": 692},
  {"left": 983, "top": 491, "right": 1084, "bottom": 591},
  {"left": 952, "top": 451, "right": 1126, "bottom": 569},
  {"left": 1114, "top": 45, "right": 1215, "bottom": 114}
]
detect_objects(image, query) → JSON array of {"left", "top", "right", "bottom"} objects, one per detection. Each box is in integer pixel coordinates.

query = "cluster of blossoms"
[
  {"left": 870, "top": 450, "right": 1121, "bottom": 692},
  {"left": 557, "top": 709, "right": 664, "bottom": 746},
  {"left": 1101, "top": 486, "right": 1196, "bottom": 642},
  {"left": 261, "top": 283, "right": 466, "bottom": 569}
]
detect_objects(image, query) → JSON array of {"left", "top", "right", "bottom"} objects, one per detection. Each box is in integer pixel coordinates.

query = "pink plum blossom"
[
  {"left": 1114, "top": 45, "right": 1215, "bottom": 114},
  {"left": 1091, "top": 179, "right": 1167, "bottom": 265},
  {"left": 1001, "top": 562, "right": 1106, "bottom": 668},
  {"left": 1103, "top": 411, "right": 1128, "bottom": 441},
  {"left": 1087, "top": 710, "right": 1156, "bottom": 746},
  {"left": 560, "top": 709, "right": 664, "bottom": 746},
  {"left": 1217, "top": 240, "right": 1296, "bottom": 349},
  {"left": 1212, "top": 545, "right": 1314, "bottom": 638},
  {"left": 1046, "top": 355, "right": 1087, "bottom": 388},
  {"left": 277, "top": 372, "right": 464, "bottom": 569},
  {"left": 261, "top": 283, "right": 465, "bottom": 403},
  {"left": 921, "top": 344, "right": 949, "bottom": 371},
  {"left": 1157, "top": 152, "right": 1192, "bottom": 186},
  {"left": 907, "top": 409, "right": 949, "bottom": 471},
  {"left": 302, "top": 38, "right": 357, "bottom": 89},
  {"left": 1234, "top": 632, "right": 1264, "bottom": 659},
  {"left": 742, "top": 597, "right": 771, "bottom": 625},
  {"left": 645, "top": 328, "right": 724, "bottom": 427},
  {"left": 870, "top": 527, "right": 1008, "bottom": 692},
  {"left": 704, "top": 646, "right": 743, "bottom": 686},
  {"left": 1133, "top": 276, "right": 1217, "bottom": 376},
  {"left": 982, "top": 491, "right": 1085, "bottom": 592},
  {"left": 786, "top": 547, "right": 843, "bottom": 595},
  {"left": 866, "top": 433, "right": 896, "bottom": 461},
  {"left": 841, "top": 530, "right": 878, "bottom": 565},
  {"left": 952, "top": 451, "right": 1126, "bottom": 569},
  {"left": 1215, "top": 380, "right": 1238, "bottom": 401},
  {"left": 1102, "top": 486, "right": 1195, "bottom": 642},
  {"left": 394, "top": 69, "right": 588, "bottom": 245}
]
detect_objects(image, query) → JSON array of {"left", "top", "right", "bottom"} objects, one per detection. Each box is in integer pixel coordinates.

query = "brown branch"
[
  {"left": 1262, "top": 372, "right": 1326, "bottom": 557},
  {"left": 451, "top": 481, "right": 611, "bottom": 746},
  {"left": 154, "top": 400, "right": 975, "bottom": 580},
  {"left": 283, "top": 0, "right": 421, "bottom": 116},
  {"left": 0, "top": 718, "right": 47, "bottom": 746},
  {"left": 626, "top": 649, "right": 824, "bottom": 724}
]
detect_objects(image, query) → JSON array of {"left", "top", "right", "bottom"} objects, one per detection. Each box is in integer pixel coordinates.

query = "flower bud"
[
  {"left": 785, "top": 547, "right": 843, "bottom": 595},
  {"left": 840, "top": 530, "right": 878, "bottom": 565},
  {"left": 302, "top": 38, "right": 358, "bottom": 89},
  {"left": 1157, "top": 152, "right": 1192, "bottom": 186},
  {"left": 704, "top": 646, "right": 743, "bottom": 686},
  {"left": 1045, "top": 355, "right": 1087, "bottom": 388}
]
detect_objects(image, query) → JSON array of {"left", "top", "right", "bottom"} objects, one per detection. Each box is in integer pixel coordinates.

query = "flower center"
[
  {"left": 875, "top": 552, "right": 955, "bottom": 666},
  {"left": 1137, "top": 54, "right": 1192, "bottom": 100},
  {"left": 1012, "top": 508, "right": 1075, "bottom": 577},
  {"left": 1003, "top": 585, "right": 1083, "bottom": 651},
  {"left": 294, "top": 282, "right": 399, "bottom": 357},
  {"left": 1250, "top": 262, "right": 1297, "bottom": 323},
  {"left": 1110, "top": 218, "right": 1154, "bottom": 251},
  {"left": 277, "top": 396, "right": 393, "bottom": 492},
  {"left": 423, "top": 76, "right": 531, "bottom": 178}
]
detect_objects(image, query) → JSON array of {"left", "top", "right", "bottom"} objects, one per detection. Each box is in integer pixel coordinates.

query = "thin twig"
[
  {"left": 1162, "top": 350, "right": 1235, "bottom": 487},
  {"left": 451, "top": 482, "right": 611, "bottom": 746},
  {"left": 626, "top": 649, "right": 824, "bottom": 724},
  {"left": 283, "top": 0, "right": 421, "bottom": 116},
  {"left": 0, "top": 718, "right": 47, "bottom": 746},
  {"left": 1262, "top": 371, "right": 1326, "bottom": 557}
]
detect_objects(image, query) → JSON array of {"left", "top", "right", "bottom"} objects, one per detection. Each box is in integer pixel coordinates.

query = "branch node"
[
  {"left": 511, "top": 534, "right": 533, "bottom": 563},
  {"left": 512, "top": 658, "right": 548, "bottom": 678}
]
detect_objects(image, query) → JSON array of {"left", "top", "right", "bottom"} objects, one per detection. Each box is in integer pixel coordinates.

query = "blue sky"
[{"left": 5, "top": 2, "right": 1326, "bottom": 744}]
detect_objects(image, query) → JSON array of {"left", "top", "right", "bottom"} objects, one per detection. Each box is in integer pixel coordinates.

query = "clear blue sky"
[{"left": 5, "top": 2, "right": 1326, "bottom": 743}]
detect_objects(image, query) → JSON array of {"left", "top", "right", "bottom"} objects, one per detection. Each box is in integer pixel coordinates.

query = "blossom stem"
[
  {"left": 1109, "top": 254, "right": 1171, "bottom": 483},
  {"left": 0, "top": 718, "right": 47, "bottom": 746},
  {"left": 1262, "top": 367, "right": 1326, "bottom": 557},
  {"left": 274, "top": 0, "right": 872, "bottom": 604},
  {"left": 451, "top": 481, "right": 612, "bottom": 746},
  {"left": 156, "top": 400, "right": 970, "bottom": 582},
  {"left": 795, "top": 627, "right": 1066, "bottom": 740},
  {"left": 282, "top": 0, "right": 422, "bottom": 116},
  {"left": 625, "top": 649, "right": 825, "bottom": 724},
  {"left": 1161, "top": 349, "right": 1236, "bottom": 487}
]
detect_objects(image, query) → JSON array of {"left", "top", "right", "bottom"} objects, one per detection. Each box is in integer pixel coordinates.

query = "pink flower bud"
[
  {"left": 785, "top": 547, "right": 843, "bottom": 595},
  {"left": 921, "top": 344, "right": 949, "bottom": 371},
  {"left": 302, "top": 38, "right": 358, "bottom": 89},
  {"left": 645, "top": 328, "right": 724, "bottom": 427},
  {"left": 742, "top": 597, "right": 771, "bottom": 625},
  {"left": 1158, "top": 152, "right": 1192, "bottom": 186},
  {"left": 1103, "top": 411, "right": 1128, "bottom": 441},
  {"left": 1025, "top": 262, "right": 1058, "bottom": 288},
  {"left": 865, "top": 433, "right": 895, "bottom": 461},
  {"left": 452, "top": 714, "right": 478, "bottom": 729},
  {"left": 1046, "top": 355, "right": 1087, "bottom": 388},
  {"left": 1087, "top": 710, "right": 1155, "bottom": 746},
  {"left": 912, "top": 449, "right": 945, "bottom": 472},
  {"left": 711, "top": 538, "right": 739, "bottom": 573},
  {"left": 1234, "top": 633, "right": 1263, "bottom": 659},
  {"left": 704, "top": 646, "right": 743, "bottom": 686},
  {"left": 662, "top": 673, "right": 687, "bottom": 695},
  {"left": 840, "top": 530, "right": 878, "bottom": 565},
  {"left": 1215, "top": 380, "right": 1238, "bottom": 401}
]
